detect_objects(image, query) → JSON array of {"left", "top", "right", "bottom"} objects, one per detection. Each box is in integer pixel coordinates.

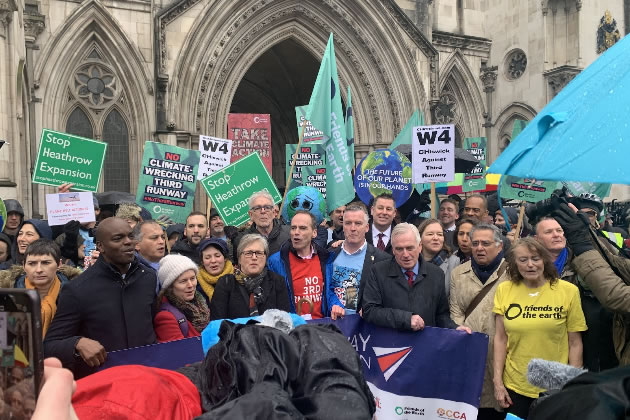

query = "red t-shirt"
[{"left": 288, "top": 252, "right": 324, "bottom": 318}]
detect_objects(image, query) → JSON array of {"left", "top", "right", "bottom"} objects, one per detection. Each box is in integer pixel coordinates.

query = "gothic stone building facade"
[{"left": 0, "top": 0, "right": 626, "bottom": 216}]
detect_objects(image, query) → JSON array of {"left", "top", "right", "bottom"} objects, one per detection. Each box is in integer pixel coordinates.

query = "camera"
[{"left": 524, "top": 187, "right": 578, "bottom": 223}]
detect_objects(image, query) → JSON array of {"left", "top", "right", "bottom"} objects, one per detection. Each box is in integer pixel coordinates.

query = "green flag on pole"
[
  {"left": 389, "top": 109, "right": 424, "bottom": 149},
  {"left": 345, "top": 85, "right": 355, "bottom": 170},
  {"left": 305, "top": 33, "right": 354, "bottom": 211}
]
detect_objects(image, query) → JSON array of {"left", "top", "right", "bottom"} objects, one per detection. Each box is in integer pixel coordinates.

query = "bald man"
[{"left": 44, "top": 217, "right": 157, "bottom": 379}]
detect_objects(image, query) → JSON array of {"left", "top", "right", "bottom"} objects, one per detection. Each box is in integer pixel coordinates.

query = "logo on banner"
[
  {"left": 395, "top": 406, "right": 424, "bottom": 416},
  {"left": 373, "top": 346, "right": 413, "bottom": 381},
  {"left": 437, "top": 408, "right": 468, "bottom": 419}
]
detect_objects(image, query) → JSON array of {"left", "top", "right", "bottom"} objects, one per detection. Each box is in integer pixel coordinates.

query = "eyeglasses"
[
  {"left": 582, "top": 210, "right": 598, "bottom": 217},
  {"left": 471, "top": 240, "right": 496, "bottom": 248},
  {"left": 241, "top": 250, "right": 266, "bottom": 258},
  {"left": 251, "top": 205, "right": 274, "bottom": 213}
]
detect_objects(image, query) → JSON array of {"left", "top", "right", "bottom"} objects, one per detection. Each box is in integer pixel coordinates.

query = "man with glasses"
[
  {"left": 449, "top": 223, "right": 507, "bottom": 420},
  {"left": 233, "top": 191, "right": 290, "bottom": 261},
  {"left": 267, "top": 210, "right": 339, "bottom": 319}
]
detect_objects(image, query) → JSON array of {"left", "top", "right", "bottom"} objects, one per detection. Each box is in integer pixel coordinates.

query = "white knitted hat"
[{"left": 158, "top": 254, "right": 199, "bottom": 290}]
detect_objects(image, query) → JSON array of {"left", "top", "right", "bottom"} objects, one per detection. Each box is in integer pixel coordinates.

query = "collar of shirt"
[
  {"left": 444, "top": 224, "right": 456, "bottom": 232},
  {"left": 400, "top": 261, "right": 419, "bottom": 280},
  {"left": 341, "top": 240, "right": 367, "bottom": 256},
  {"left": 294, "top": 245, "right": 316, "bottom": 260},
  {"left": 372, "top": 224, "right": 392, "bottom": 244}
]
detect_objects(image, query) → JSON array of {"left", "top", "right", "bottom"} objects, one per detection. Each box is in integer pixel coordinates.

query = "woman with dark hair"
[
  {"left": 492, "top": 237, "right": 586, "bottom": 419},
  {"left": 154, "top": 254, "right": 210, "bottom": 342},
  {"left": 453, "top": 218, "right": 478, "bottom": 264},
  {"left": 417, "top": 218, "right": 460, "bottom": 297},
  {"left": 210, "top": 234, "right": 290, "bottom": 320},
  {"left": 196, "top": 238, "right": 234, "bottom": 306}
]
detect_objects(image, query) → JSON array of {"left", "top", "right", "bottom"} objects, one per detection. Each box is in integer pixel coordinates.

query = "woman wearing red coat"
[{"left": 154, "top": 254, "right": 210, "bottom": 342}]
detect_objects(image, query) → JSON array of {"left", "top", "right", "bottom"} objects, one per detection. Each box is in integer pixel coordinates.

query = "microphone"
[{"left": 527, "top": 359, "right": 587, "bottom": 390}]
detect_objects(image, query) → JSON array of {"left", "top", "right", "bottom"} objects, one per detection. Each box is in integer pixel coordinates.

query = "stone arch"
[
  {"left": 494, "top": 102, "right": 537, "bottom": 154},
  {"left": 167, "top": 0, "right": 431, "bottom": 149},
  {"left": 436, "top": 50, "right": 486, "bottom": 144},
  {"left": 34, "top": 0, "right": 154, "bottom": 191}
]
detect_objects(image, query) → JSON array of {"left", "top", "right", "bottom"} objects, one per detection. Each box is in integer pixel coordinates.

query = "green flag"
[
  {"left": 389, "top": 109, "right": 424, "bottom": 149},
  {"left": 305, "top": 34, "right": 354, "bottom": 210},
  {"left": 345, "top": 85, "right": 355, "bottom": 170}
]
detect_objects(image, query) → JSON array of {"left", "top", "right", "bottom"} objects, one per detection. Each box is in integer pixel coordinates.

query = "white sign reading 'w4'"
[
  {"left": 197, "top": 135, "right": 233, "bottom": 179},
  {"left": 412, "top": 124, "right": 455, "bottom": 184}
]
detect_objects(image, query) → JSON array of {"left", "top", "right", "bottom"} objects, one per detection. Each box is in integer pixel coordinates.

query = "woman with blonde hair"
[{"left": 493, "top": 237, "right": 586, "bottom": 419}]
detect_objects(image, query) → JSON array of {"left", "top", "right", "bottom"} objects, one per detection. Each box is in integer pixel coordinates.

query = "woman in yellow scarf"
[{"left": 196, "top": 238, "right": 233, "bottom": 306}]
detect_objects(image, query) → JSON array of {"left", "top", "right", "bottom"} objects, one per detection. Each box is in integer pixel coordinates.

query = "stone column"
[
  {"left": 479, "top": 64, "right": 497, "bottom": 160},
  {"left": 0, "top": 0, "right": 17, "bottom": 187}
]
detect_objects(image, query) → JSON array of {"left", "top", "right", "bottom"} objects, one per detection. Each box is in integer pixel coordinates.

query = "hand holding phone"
[{"left": 75, "top": 338, "right": 106, "bottom": 367}]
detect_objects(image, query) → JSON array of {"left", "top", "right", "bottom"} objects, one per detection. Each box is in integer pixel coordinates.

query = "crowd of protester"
[{"left": 1, "top": 185, "right": 630, "bottom": 419}]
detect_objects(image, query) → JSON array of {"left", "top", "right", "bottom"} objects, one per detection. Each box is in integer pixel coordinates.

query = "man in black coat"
[
  {"left": 44, "top": 217, "right": 157, "bottom": 378},
  {"left": 362, "top": 222, "right": 471, "bottom": 333},
  {"left": 171, "top": 211, "right": 208, "bottom": 265}
]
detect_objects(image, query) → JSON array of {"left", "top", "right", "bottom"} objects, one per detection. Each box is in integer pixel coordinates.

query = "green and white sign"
[
  {"left": 295, "top": 105, "right": 325, "bottom": 143},
  {"left": 500, "top": 176, "right": 559, "bottom": 202},
  {"left": 463, "top": 137, "right": 487, "bottom": 192},
  {"left": 285, "top": 143, "right": 326, "bottom": 193},
  {"left": 32, "top": 129, "right": 107, "bottom": 192},
  {"left": 200, "top": 152, "right": 281, "bottom": 227},
  {"left": 136, "top": 141, "right": 200, "bottom": 224}
]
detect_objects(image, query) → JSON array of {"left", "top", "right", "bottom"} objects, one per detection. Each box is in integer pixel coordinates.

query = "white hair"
[
  {"left": 391, "top": 222, "right": 420, "bottom": 245},
  {"left": 248, "top": 190, "right": 274, "bottom": 209}
]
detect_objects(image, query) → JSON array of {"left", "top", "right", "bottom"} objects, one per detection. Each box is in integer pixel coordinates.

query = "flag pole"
[
  {"left": 280, "top": 122, "right": 307, "bottom": 214},
  {"left": 430, "top": 182, "right": 436, "bottom": 219},
  {"left": 514, "top": 201, "right": 526, "bottom": 238}
]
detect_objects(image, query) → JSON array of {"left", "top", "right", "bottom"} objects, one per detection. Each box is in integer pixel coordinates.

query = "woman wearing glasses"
[{"left": 210, "top": 234, "right": 291, "bottom": 320}]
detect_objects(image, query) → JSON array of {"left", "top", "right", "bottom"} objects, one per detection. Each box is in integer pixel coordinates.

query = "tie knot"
[
  {"left": 405, "top": 270, "right": 414, "bottom": 277},
  {"left": 378, "top": 233, "right": 384, "bottom": 238}
]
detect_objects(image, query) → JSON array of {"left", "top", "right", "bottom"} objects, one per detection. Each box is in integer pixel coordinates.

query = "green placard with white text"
[
  {"left": 32, "top": 129, "right": 107, "bottom": 192},
  {"left": 200, "top": 152, "right": 282, "bottom": 227}
]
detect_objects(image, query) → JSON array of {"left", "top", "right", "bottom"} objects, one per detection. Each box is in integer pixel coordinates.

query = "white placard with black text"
[
  {"left": 412, "top": 124, "right": 455, "bottom": 183},
  {"left": 197, "top": 135, "right": 233, "bottom": 179},
  {"left": 45, "top": 192, "right": 96, "bottom": 226}
]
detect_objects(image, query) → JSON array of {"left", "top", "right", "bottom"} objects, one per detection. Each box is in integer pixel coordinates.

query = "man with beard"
[
  {"left": 44, "top": 217, "right": 157, "bottom": 378},
  {"left": 171, "top": 211, "right": 208, "bottom": 265}
]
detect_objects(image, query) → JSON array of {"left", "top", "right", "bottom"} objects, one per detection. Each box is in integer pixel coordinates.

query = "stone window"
[
  {"left": 504, "top": 49, "right": 527, "bottom": 80},
  {"left": 102, "top": 110, "right": 130, "bottom": 192},
  {"left": 64, "top": 49, "right": 132, "bottom": 192}
]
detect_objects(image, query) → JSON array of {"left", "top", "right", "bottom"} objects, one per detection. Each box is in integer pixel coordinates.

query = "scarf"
[
  {"left": 197, "top": 260, "right": 233, "bottom": 301},
  {"left": 164, "top": 288, "right": 210, "bottom": 334},
  {"left": 430, "top": 250, "right": 449, "bottom": 267},
  {"left": 554, "top": 248, "right": 568, "bottom": 276},
  {"left": 25, "top": 275, "right": 61, "bottom": 337},
  {"left": 234, "top": 267, "right": 267, "bottom": 316},
  {"left": 471, "top": 250, "right": 504, "bottom": 284},
  {"left": 456, "top": 248, "right": 471, "bottom": 264}
]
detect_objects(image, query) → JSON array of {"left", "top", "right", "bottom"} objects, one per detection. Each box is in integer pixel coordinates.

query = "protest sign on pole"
[
  {"left": 499, "top": 176, "right": 558, "bottom": 202},
  {"left": 345, "top": 86, "right": 355, "bottom": 170},
  {"left": 197, "top": 135, "right": 233, "bottom": 179},
  {"left": 285, "top": 144, "right": 326, "bottom": 194},
  {"left": 227, "top": 113, "right": 272, "bottom": 174},
  {"left": 301, "top": 166, "right": 327, "bottom": 199},
  {"left": 45, "top": 192, "right": 96, "bottom": 226},
  {"left": 412, "top": 124, "right": 455, "bottom": 184},
  {"left": 305, "top": 33, "right": 355, "bottom": 211},
  {"left": 136, "top": 141, "right": 200, "bottom": 224},
  {"left": 32, "top": 129, "right": 107, "bottom": 192},
  {"left": 295, "top": 106, "right": 325, "bottom": 143},
  {"left": 354, "top": 149, "right": 413, "bottom": 207},
  {"left": 200, "top": 152, "right": 281, "bottom": 227},
  {"left": 463, "top": 137, "right": 487, "bottom": 192}
]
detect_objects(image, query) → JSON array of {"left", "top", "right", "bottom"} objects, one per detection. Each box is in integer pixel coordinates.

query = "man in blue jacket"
[{"left": 267, "top": 210, "right": 340, "bottom": 319}]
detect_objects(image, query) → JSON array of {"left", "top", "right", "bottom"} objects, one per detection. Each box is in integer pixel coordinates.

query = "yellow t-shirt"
[{"left": 492, "top": 279, "right": 587, "bottom": 398}]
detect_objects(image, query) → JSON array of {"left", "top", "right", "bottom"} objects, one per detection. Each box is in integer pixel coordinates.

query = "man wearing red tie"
[
  {"left": 366, "top": 193, "right": 397, "bottom": 255},
  {"left": 362, "top": 222, "right": 471, "bottom": 334}
]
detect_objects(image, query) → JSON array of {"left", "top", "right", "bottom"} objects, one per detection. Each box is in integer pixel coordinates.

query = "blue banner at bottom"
[
  {"left": 100, "top": 315, "right": 488, "bottom": 419},
  {"left": 309, "top": 315, "right": 488, "bottom": 420}
]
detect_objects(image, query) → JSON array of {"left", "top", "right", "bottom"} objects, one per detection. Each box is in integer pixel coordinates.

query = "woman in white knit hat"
[{"left": 154, "top": 254, "right": 210, "bottom": 342}]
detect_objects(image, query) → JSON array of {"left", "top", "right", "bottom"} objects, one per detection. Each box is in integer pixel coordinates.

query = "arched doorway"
[{"left": 229, "top": 39, "right": 320, "bottom": 188}]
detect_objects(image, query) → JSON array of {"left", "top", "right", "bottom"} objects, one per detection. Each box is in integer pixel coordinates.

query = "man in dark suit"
[
  {"left": 366, "top": 193, "right": 396, "bottom": 254},
  {"left": 328, "top": 203, "right": 389, "bottom": 319},
  {"left": 362, "top": 222, "right": 472, "bottom": 333}
]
